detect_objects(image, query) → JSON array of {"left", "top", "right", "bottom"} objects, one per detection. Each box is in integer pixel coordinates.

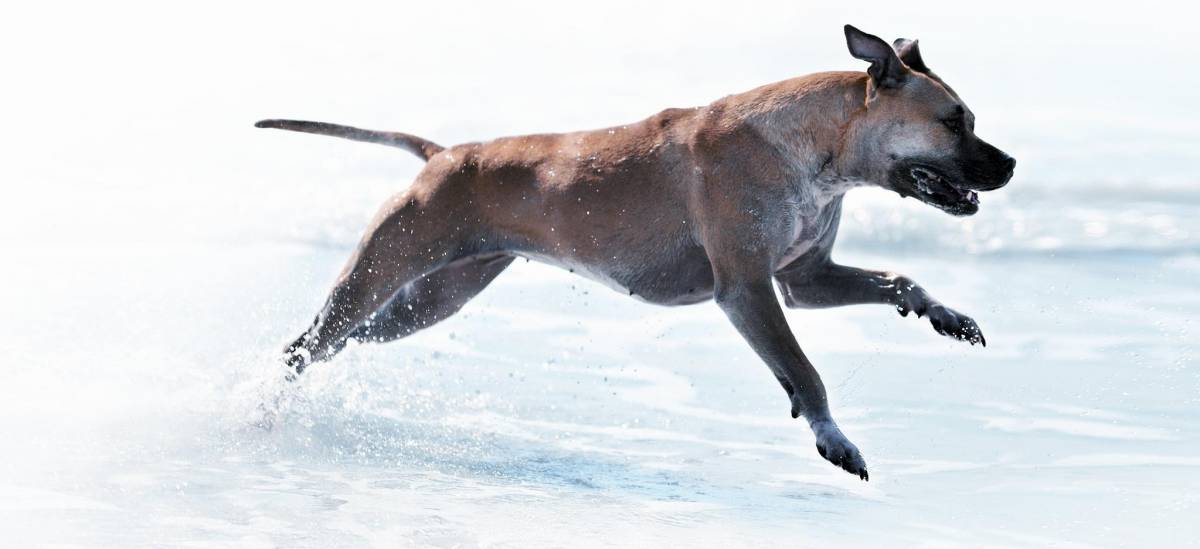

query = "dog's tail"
[{"left": 254, "top": 119, "right": 444, "bottom": 161}]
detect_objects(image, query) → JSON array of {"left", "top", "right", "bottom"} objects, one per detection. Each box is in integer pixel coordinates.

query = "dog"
[{"left": 256, "top": 25, "right": 1015, "bottom": 480}]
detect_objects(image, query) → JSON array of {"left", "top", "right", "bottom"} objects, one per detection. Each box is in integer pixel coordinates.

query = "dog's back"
[{"left": 408, "top": 107, "right": 711, "bottom": 302}]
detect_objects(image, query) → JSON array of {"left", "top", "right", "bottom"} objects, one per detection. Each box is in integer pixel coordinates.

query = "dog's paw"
[
  {"left": 812, "top": 421, "right": 869, "bottom": 481},
  {"left": 926, "top": 304, "right": 986, "bottom": 346},
  {"left": 893, "top": 278, "right": 928, "bottom": 318},
  {"left": 282, "top": 350, "right": 309, "bottom": 381}
]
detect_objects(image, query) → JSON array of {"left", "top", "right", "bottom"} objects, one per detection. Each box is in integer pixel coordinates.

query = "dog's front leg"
[
  {"left": 776, "top": 261, "right": 985, "bottom": 346},
  {"left": 713, "top": 276, "right": 869, "bottom": 480}
]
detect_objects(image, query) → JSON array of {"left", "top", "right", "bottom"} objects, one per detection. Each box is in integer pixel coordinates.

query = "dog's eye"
[{"left": 941, "top": 117, "right": 963, "bottom": 135}]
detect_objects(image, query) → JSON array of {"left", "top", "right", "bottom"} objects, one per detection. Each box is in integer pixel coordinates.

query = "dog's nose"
[{"left": 999, "top": 155, "right": 1016, "bottom": 184}]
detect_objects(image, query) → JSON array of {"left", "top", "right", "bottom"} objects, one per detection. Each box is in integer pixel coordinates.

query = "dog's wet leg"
[
  {"left": 347, "top": 253, "right": 514, "bottom": 344},
  {"left": 776, "top": 261, "right": 985, "bottom": 346},
  {"left": 713, "top": 277, "right": 869, "bottom": 480},
  {"left": 283, "top": 192, "right": 477, "bottom": 377}
]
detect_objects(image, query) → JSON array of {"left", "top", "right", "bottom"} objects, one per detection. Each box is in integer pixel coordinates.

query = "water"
[{"left": 2, "top": 2, "right": 1198, "bottom": 547}]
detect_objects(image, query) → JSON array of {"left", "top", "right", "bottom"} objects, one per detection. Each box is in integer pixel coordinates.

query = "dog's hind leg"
[
  {"left": 282, "top": 190, "right": 483, "bottom": 376},
  {"left": 347, "top": 253, "right": 514, "bottom": 344}
]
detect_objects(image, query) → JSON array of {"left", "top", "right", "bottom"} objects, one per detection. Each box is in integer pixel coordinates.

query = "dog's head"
[{"left": 841, "top": 25, "right": 1015, "bottom": 216}]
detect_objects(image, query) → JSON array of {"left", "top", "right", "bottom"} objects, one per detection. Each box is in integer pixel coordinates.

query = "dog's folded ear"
[
  {"left": 844, "top": 24, "right": 907, "bottom": 88},
  {"left": 892, "top": 38, "right": 928, "bottom": 73}
]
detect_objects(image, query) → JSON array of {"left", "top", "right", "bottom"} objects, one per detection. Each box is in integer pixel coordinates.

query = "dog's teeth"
[{"left": 968, "top": 191, "right": 979, "bottom": 204}]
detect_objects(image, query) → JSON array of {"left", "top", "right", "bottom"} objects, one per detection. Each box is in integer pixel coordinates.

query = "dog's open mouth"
[{"left": 907, "top": 166, "right": 978, "bottom": 216}]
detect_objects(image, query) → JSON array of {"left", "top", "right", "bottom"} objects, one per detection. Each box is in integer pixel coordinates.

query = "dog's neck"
[{"left": 721, "top": 71, "right": 874, "bottom": 205}]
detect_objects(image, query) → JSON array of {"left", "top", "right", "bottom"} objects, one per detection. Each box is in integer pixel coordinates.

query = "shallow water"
[
  {"left": 3, "top": 2, "right": 1199, "bottom": 547},
  {"left": 3, "top": 224, "right": 1197, "bottom": 546}
]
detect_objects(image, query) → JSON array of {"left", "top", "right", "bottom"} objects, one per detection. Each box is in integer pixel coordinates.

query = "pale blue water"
[
  {"left": 2, "top": 3, "right": 1198, "bottom": 547},
  {"left": 4, "top": 185, "right": 1196, "bottom": 547}
]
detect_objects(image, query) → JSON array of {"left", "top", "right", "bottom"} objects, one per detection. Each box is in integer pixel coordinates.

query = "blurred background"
[{"left": 1, "top": 1, "right": 1196, "bottom": 546}]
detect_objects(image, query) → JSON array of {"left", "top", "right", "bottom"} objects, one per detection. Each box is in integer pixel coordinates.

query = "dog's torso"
[{"left": 407, "top": 74, "right": 865, "bottom": 304}]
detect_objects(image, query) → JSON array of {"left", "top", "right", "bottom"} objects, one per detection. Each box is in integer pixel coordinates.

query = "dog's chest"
[{"left": 775, "top": 195, "right": 843, "bottom": 269}]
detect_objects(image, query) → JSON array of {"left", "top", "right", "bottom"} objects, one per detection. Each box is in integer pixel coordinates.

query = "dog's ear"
[
  {"left": 844, "top": 24, "right": 907, "bottom": 88},
  {"left": 892, "top": 38, "right": 928, "bottom": 73}
]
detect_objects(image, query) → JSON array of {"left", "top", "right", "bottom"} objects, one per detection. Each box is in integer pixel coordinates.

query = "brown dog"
[{"left": 257, "top": 25, "right": 1015, "bottom": 480}]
